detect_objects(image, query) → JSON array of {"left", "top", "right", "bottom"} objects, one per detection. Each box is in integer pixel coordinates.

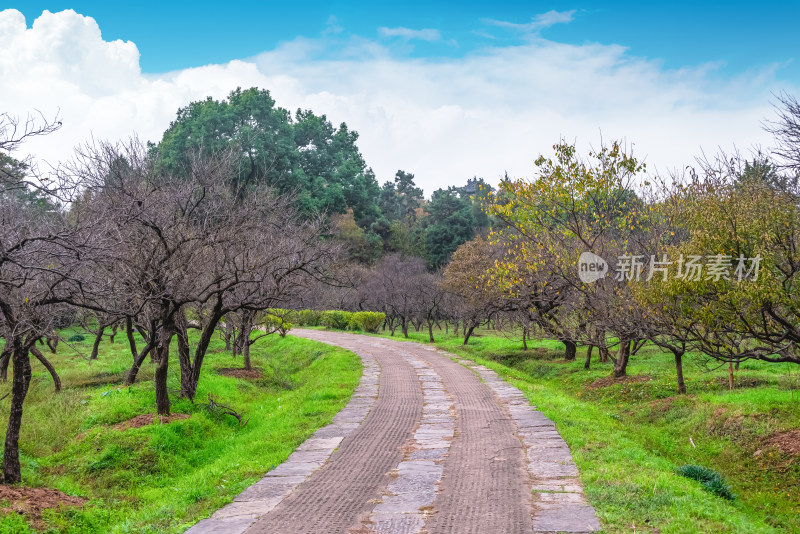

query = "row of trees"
[
  {"left": 0, "top": 115, "right": 336, "bottom": 483},
  {"left": 298, "top": 94, "right": 800, "bottom": 399},
  {"left": 0, "top": 88, "right": 485, "bottom": 485},
  {"left": 482, "top": 94, "right": 800, "bottom": 387}
]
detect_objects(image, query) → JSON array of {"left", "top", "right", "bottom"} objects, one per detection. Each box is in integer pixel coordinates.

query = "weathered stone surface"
[
  {"left": 265, "top": 461, "right": 323, "bottom": 477},
  {"left": 371, "top": 513, "right": 426, "bottom": 534},
  {"left": 533, "top": 504, "right": 602, "bottom": 532},
  {"left": 295, "top": 436, "right": 343, "bottom": 451},
  {"left": 373, "top": 492, "right": 436, "bottom": 513},
  {"left": 286, "top": 448, "right": 335, "bottom": 464},
  {"left": 213, "top": 498, "right": 283, "bottom": 519},
  {"left": 184, "top": 517, "right": 256, "bottom": 534},
  {"left": 409, "top": 447, "right": 448, "bottom": 460},
  {"left": 536, "top": 491, "right": 587, "bottom": 504},
  {"left": 529, "top": 460, "right": 579, "bottom": 478},
  {"left": 527, "top": 447, "right": 574, "bottom": 463},
  {"left": 234, "top": 478, "right": 302, "bottom": 501}
]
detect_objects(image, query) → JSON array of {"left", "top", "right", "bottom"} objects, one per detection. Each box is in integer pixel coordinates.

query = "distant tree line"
[{"left": 155, "top": 87, "right": 492, "bottom": 270}]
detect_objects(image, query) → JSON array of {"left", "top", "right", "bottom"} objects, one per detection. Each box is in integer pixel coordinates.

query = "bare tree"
[
  {"left": 442, "top": 237, "right": 509, "bottom": 345},
  {"left": 0, "top": 112, "right": 106, "bottom": 483},
  {"left": 361, "top": 255, "right": 428, "bottom": 338},
  {"left": 73, "top": 139, "right": 335, "bottom": 413}
]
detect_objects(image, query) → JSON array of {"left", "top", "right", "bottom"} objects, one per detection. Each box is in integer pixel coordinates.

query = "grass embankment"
[
  {"left": 364, "top": 326, "right": 800, "bottom": 533},
  {"left": 0, "top": 329, "right": 361, "bottom": 533}
]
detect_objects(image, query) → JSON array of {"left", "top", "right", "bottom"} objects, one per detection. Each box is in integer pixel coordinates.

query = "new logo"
[{"left": 578, "top": 252, "right": 608, "bottom": 283}]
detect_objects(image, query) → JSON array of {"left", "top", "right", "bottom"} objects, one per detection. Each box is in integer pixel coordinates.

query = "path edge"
[{"left": 184, "top": 336, "right": 380, "bottom": 534}]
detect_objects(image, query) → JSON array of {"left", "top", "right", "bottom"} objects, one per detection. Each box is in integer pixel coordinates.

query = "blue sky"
[
  {"left": 12, "top": 1, "right": 800, "bottom": 79},
  {"left": 2, "top": 3, "right": 799, "bottom": 192}
]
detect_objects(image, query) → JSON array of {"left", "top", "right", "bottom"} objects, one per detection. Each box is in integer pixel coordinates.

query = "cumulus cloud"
[
  {"left": 378, "top": 27, "right": 442, "bottom": 42},
  {"left": 0, "top": 8, "right": 794, "bottom": 194}
]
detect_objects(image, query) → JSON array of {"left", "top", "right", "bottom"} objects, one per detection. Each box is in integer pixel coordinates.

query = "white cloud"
[
  {"left": 378, "top": 27, "right": 441, "bottom": 42},
  {"left": 0, "top": 8, "right": 795, "bottom": 195},
  {"left": 484, "top": 10, "right": 577, "bottom": 33}
]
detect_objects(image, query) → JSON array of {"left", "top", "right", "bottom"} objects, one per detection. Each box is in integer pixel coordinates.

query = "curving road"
[{"left": 186, "top": 330, "right": 601, "bottom": 534}]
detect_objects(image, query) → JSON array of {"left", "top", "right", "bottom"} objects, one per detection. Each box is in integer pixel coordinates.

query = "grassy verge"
[
  {"left": 0, "top": 329, "right": 361, "bottom": 533},
  {"left": 348, "top": 326, "right": 800, "bottom": 533}
]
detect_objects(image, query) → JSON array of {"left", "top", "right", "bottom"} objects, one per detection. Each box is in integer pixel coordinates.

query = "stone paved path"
[{"left": 185, "top": 330, "right": 601, "bottom": 534}]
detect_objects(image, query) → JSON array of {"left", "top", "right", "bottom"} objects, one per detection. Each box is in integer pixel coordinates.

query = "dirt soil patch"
[
  {"left": 113, "top": 413, "right": 190, "bottom": 430},
  {"left": 0, "top": 486, "right": 86, "bottom": 528},
  {"left": 589, "top": 375, "right": 652, "bottom": 389},
  {"left": 218, "top": 367, "right": 263, "bottom": 379},
  {"left": 762, "top": 430, "right": 800, "bottom": 459},
  {"left": 650, "top": 396, "right": 676, "bottom": 412}
]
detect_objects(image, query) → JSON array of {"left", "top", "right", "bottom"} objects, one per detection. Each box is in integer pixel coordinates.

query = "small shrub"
[
  {"left": 347, "top": 314, "right": 361, "bottom": 331},
  {"left": 267, "top": 308, "right": 298, "bottom": 324},
  {"left": 352, "top": 311, "right": 385, "bottom": 333},
  {"left": 67, "top": 333, "right": 86, "bottom": 342},
  {"left": 320, "top": 310, "right": 352, "bottom": 330},
  {"left": 262, "top": 312, "right": 292, "bottom": 337},
  {"left": 676, "top": 464, "right": 736, "bottom": 500},
  {"left": 296, "top": 309, "right": 322, "bottom": 327}
]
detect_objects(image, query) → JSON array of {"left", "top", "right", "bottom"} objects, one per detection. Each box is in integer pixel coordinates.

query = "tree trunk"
[
  {"left": 135, "top": 324, "right": 156, "bottom": 363},
  {"left": 125, "top": 317, "right": 137, "bottom": 359},
  {"left": 611, "top": 339, "right": 631, "bottom": 378},
  {"left": 562, "top": 339, "right": 577, "bottom": 361},
  {"left": 221, "top": 320, "right": 233, "bottom": 351},
  {"left": 243, "top": 339, "right": 252, "bottom": 371},
  {"left": 728, "top": 361, "right": 735, "bottom": 390},
  {"left": 90, "top": 325, "right": 106, "bottom": 360},
  {"left": 3, "top": 342, "right": 32, "bottom": 483},
  {"left": 124, "top": 318, "right": 155, "bottom": 385},
  {"left": 242, "top": 310, "right": 256, "bottom": 370},
  {"left": 185, "top": 306, "right": 224, "bottom": 401},
  {"left": 30, "top": 346, "right": 60, "bottom": 392},
  {"left": 124, "top": 340, "right": 154, "bottom": 386},
  {"left": 463, "top": 326, "right": 475, "bottom": 345},
  {"left": 584, "top": 345, "right": 594, "bottom": 370},
  {"left": 522, "top": 326, "right": 528, "bottom": 351},
  {"left": 428, "top": 322, "right": 435, "bottom": 343},
  {"left": 109, "top": 324, "right": 118, "bottom": 343},
  {"left": 175, "top": 314, "right": 193, "bottom": 398},
  {"left": 674, "top": 350, "right": 686, "bottom": 394},
  {"left": 599, "top": 345, "right": 610, "bottom": 363},
  {"left": 0, "top": 343, "right": 10, "bottom": 381},
  {"left": 401, "top": 319, "right": 409, "bottom": 339},
  {"left": 46, "top": 334, "right": 58, "bottom": 354},
  {"left": 154, "top": 321, "right": 174, "bottom": 416}
]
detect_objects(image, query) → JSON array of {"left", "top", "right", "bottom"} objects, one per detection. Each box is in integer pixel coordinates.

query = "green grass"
[
  {"left": 351, "top": 325, "right": 800, "bottom": 533},
  {"left": 0, "top": 328, "right": 361, "bottom": 533}
]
